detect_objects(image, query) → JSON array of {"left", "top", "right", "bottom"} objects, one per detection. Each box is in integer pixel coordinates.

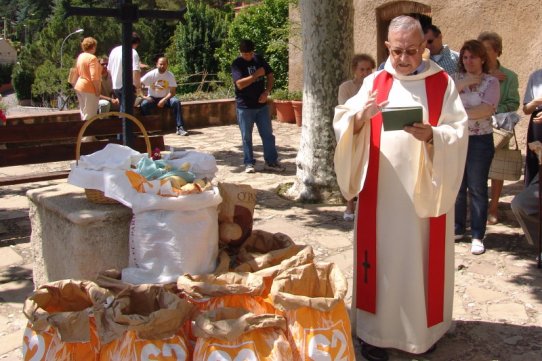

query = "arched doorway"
[{"left": 376, "top": 1, "right": 432, "bottom": 65}]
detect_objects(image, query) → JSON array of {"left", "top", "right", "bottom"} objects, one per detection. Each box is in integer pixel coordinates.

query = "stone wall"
[{"left": 5, "top": 99, "right": 241, "bottom": 131}]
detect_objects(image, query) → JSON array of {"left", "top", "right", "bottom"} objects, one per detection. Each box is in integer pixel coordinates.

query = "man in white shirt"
[
  {"left": 107, "top": 32, "right": 141, "bottom": 109},
  {"left": 140, "top": 56, "right": 187, "bottom": 136}
]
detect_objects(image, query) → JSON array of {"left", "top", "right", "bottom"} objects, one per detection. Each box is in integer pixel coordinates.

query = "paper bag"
[
  {"left": 192, "top": 307, "right": 291, "bottom": 360},
  {"left": 22, "top": 280, "right": 111, "bottom": 361},
  {"left": 269, "top": 262, "right": 355, "bottom": 361}
]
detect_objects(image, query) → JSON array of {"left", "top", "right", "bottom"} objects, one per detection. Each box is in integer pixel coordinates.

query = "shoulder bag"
[{"left": 489, "top": 128, "right": 523, "bottom": 181}]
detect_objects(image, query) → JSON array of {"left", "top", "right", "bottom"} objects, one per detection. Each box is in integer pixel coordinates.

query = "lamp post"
[
  {"left": 58, "top": 28, "right": 83, "bottom": 110},
  {"left": 60, "top": 28, "right": 84, "bottom": 70}
]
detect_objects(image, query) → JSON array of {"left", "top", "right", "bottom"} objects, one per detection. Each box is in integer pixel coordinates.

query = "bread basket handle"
[{"left": 75, "top": 111, "right": 152, "bottom": 165}]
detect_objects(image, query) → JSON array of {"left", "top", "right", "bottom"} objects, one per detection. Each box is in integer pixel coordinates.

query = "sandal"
[{"left": 471, "top": 238, "right": 485, "bottom": 255}]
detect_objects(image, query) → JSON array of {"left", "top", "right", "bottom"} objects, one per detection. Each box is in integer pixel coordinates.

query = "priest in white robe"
[{"left": 333, "top": 15, "right": 468, "bottom": 359}]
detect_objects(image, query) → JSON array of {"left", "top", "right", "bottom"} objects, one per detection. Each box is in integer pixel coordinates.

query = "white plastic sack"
[
  {"left": 100, "top": 170, "right": 222, "bottom": 284},
  {"left": 164, "top": 150, "right": 218, "bottom": 179},
  {"left": 78, "top": 143, "right": 144, "bottom": 170},
  {"left": 123, "top": 193, "right": 221, "bottom": 284},
  {"left": 68, "top": 144, "right": 145, "bottom": 191}
]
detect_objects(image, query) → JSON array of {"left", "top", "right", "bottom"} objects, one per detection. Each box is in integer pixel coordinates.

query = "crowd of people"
[
  {"left": 70, "top": 32, "right": 188, "bottom": 137},
  {"left": 334, "top": 14, "right": 541, "bottom": 361}
]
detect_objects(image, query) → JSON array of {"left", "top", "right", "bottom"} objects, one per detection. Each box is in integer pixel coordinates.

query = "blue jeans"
[
  {"left": 455, "top": 134, "right": 495, "bottom": 239},
  {"left": 236, "top": 105, "right": 278, "bottom": 166},
  {"left": 140, "top": 96, "right": 185, "bottom": 128}
]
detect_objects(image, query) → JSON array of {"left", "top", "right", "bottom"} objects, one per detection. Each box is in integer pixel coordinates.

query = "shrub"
[
  {"left": 216, "top": 0, "right": 289, "bottom": 90},
  {"left": 0, "top": 63, "right": 14, "bottom": 84},
  {"left": 12, "top": 67, "right": 34, "bottom": 100},
  {"left": 167, "top": 0, "right": 233, "bottom": 94}
]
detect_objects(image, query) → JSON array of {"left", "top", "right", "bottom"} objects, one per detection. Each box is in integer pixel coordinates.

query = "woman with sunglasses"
[{"left": 453, "top": 40, "right": 500, "bottom": 255}]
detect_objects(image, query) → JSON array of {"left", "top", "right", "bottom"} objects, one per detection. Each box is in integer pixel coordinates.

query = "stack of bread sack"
[{"left": 22, "top": 231, "right": 355, "bottom": 360}]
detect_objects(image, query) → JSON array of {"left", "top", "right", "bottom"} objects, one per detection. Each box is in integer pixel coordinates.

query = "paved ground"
[{"left": 1, "top": 120, "right": 541, "bottom": 360}]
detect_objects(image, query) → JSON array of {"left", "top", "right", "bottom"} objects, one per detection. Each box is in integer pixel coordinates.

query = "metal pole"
[
  {"left": 120, "top": 0, "right": 135, "bottom": 147},
  {"left": 59, "top": 28, "right": 83, "bottom": 110},
  {"left": 60, "top": 28, "right": 84, "bottom": 69}
]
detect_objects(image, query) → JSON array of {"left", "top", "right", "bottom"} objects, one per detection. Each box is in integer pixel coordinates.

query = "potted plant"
[
  {"left": 271, "top": 88, "right": 295, "bottom": 123},
  {"left": 289, "top": 90, "right": 303, "bottom": 127}
]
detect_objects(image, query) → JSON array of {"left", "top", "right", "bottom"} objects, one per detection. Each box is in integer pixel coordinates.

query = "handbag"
[
  {"left": 68, "top": 67, "right": 79, "bottom": 87},
  {"left": 492, "top": 126, "right": 513, "bottom": 150},
  {"left": 489, "top": 129, "right": 523, "bottom": 181}
]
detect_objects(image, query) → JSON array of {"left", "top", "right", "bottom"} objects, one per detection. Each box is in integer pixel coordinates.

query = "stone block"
[{"left": 27, "top": 184, "right": 132, "bottom": 287}]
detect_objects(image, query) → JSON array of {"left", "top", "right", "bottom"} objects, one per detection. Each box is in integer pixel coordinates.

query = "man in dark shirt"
[{"left": 231, "top": 39, "right": 283, "bottom": 173}]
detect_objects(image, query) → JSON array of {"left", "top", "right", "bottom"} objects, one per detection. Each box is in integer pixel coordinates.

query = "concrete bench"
[{"left": 27, "top": 183, "right": 132, "bottom": 287}]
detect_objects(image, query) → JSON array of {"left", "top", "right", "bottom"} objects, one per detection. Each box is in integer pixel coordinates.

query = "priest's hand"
[
  {"left": 404, "top": 122, "right": 433, "bottom": 143},
  {"left": 353, "top": 90, "right": 388, "bottom": 134}
]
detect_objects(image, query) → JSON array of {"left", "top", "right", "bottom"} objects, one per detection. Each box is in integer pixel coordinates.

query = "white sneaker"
[
  {"left": 343, "top": 212, "right": 355, "bottom": 221},
  {"left": 471, "top": 238, "right": 485, "bottom": 255},
  {"left": 245, "top": 164, "right": 255, "bottom": 173},
  {"left": 177, "top": 127, "right": 188, "bottom": 136}
]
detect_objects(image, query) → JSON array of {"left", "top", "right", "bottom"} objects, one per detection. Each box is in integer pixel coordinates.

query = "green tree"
[
  {"left": 216, "top": 0, "right": 290, "bottom": 90},
  {"left": 13, "top": 0, "right": 182, "bottom": 102},
  {"left": 32, "top": 60, "right": 67, "bottom": 106},
  {"left": 166, "top": 0, "right": 233, "bottom": 92}
]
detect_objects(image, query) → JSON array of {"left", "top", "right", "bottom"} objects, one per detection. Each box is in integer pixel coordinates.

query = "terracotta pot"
[
  {"left": 291, "top": 100, "right": 302, "bottom": 127},
  {"left": 273, "top": 100, "right": 295, "bottom": 123}
]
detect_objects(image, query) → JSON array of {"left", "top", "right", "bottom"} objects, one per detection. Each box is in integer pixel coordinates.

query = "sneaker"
[
  {"left": 471, "top": 238, "right": 485, "bottom": 255},
  {"left": 343, "top": 212, "right": 355, "bottom": 221},
  {"left": 177, "top": 127, "right": 188, "bottom": 136},
  {"left": 245, "top": 164, "right": 255, "bottom": 173},
  {"left": 264, "top": 162, "right": 285, "bottom": 172}
]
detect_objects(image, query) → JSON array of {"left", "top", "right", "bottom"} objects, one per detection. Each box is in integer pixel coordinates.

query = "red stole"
[{"left": 356, "top": 70, "right": 449, "bottom": 328}]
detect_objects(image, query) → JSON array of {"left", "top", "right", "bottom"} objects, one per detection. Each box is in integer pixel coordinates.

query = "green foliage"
[
  {"left": 0, "top": 64, "right": 14, "bottom": 84},
  {"left": 31, "top": 60, "right": 64, "bottom": 100},
  {"left": 288, "top": 90, "right": 302, "bottom": 101},
  {"left": 177, "top": 86, "right": 235, "bottom": 101},
  {"left": 13, "top": 0, "right": 181, "bottom": 102},
  {"left": 270, "top": 88, "right": 289, "bottom": 100},
  {"left": 271, "top": 88, "right": 301, "bottom": 101},
  {"left": 12, "top": 66, "right": 34, "bottom": 100},
  {"left": 166, "top": 0, "right": 233, "bottom": 93},
  {"left": 216, "top": 0, "right": 290, "bottom": 90}
]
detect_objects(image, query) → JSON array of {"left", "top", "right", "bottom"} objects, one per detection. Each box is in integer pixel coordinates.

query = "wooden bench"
[{"left": 0, "top": 112, "right": 165, "bottom": 186}]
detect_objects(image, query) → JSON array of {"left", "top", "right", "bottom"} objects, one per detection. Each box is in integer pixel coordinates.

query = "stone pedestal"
[{"left": 27, "top": 183, "right": 132, "bottom": 287}]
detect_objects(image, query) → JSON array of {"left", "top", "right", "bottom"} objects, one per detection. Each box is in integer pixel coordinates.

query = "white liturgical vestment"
[{"left": 333, "top": 59, "right": 468, "bottom": 353}]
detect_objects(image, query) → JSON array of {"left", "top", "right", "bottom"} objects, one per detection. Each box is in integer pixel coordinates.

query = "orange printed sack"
[
  {"left": 22, "top": 280, "right": 111, "bottom": 361},
  {"left": 177, "top": 271, "right": 273, "bottom": 314},
  {"left": 192, "top": 307, "right": 292, "bottom": 361},
  {"left": 270, "top": 262, "right": 355, "bottom": 361},
  {"left": 97, "top": 284, "right": 194, "bottom": 361}
]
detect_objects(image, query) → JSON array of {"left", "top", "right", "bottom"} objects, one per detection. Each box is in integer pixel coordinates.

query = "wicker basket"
[{"left": 76, "top": 112, "right": 152, "bottom": 204}]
